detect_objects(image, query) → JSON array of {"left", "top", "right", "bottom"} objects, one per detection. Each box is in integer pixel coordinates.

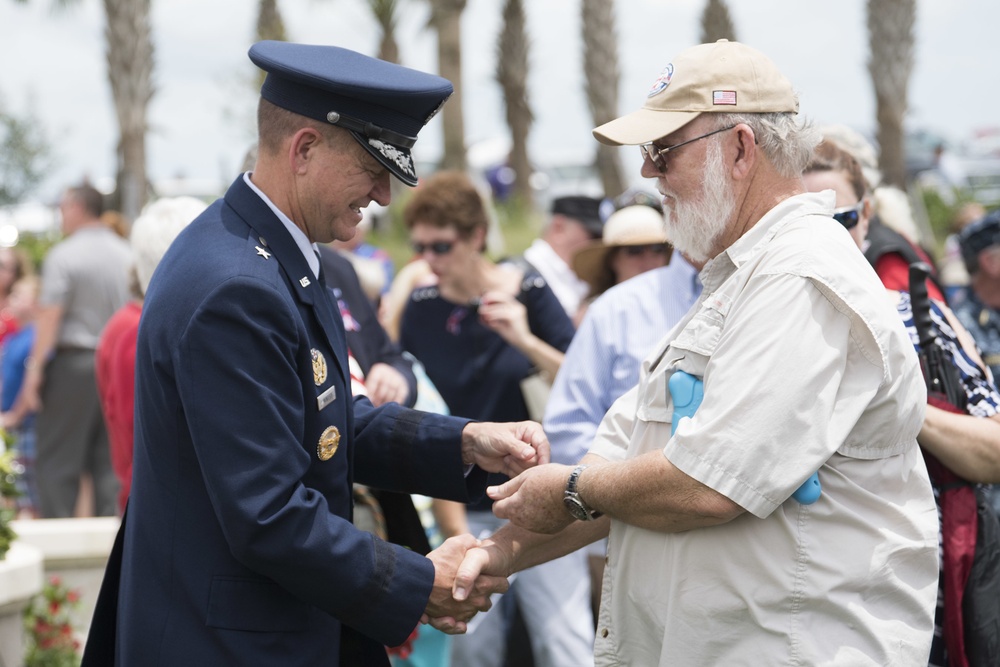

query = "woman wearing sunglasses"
[
  {"left": 570, "top": 203, "right": 672, "bottom": 322},
  {"left": 398, "top": 170, "right": 582, "bottom": 667},
  {"left": 804, "top": 139, "right": 1000, "bottom": 667}
]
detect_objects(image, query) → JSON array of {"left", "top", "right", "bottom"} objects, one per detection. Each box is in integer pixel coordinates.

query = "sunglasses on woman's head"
[{"left": 832, "top": 202, "right": 863, "bottom": 230}]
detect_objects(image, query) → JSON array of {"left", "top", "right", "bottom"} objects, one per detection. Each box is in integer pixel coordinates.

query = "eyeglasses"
[
  {"left": 620, "top": 243, "right": 670, "bottom": 257},
  {"left": 412, "top": 240, "right": 455, "bottom": 256},
  {"left": 639, "top": 126, "right": 737, "bottom": 173},
  {"left": 832, "top": 202, "right": 864, "bottom": 230}
]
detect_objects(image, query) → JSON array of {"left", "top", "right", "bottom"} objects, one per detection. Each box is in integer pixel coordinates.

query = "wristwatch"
[{"left": 563, "top": 464, "right": 603, "bottom": 521}]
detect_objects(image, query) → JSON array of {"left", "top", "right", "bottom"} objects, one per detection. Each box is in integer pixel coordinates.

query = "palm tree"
[
  {"left": 370, "top": 0, "right": 401, "bottom": 64},
  {"left": 867, "top": 0, "right": 916, "bottom": 189},
  {"left": 582, "top": 0, "right": 624, "bottom": 197},
  {"left": 700, "top": 0, "right": 737, "bottom": 43},
  {"left": 426, "top": 0, "right": 467, "bottom": 171},
  {"left": 496, "top": 0, "right": 533, "bottom": 209},
  {"left": 255, "top": 0, "right": 287, "bottom": 91},
  {"left": 15, "top": 0, "right": 155, "bottom": 224}
]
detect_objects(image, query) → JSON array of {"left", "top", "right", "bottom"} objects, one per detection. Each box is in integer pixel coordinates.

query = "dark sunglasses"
[
  {"left": 412, "top": 241, "right": 455, "bottom": 256},
  {"left": 832, "top": 202, "right": 864, "bottom": 230},
  {"left": 620, "top": 243, "right": 670, "bottom": 257}
]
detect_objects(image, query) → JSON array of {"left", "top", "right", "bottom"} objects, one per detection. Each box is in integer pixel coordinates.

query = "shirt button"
[
  {"left": 604, "top": 556, "right": 609, "bottom": 565},
  {"left": 601, "top": 628, "right": 609, "bottom": 638}
]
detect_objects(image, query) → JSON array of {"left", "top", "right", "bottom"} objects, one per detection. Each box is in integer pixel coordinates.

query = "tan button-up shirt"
[{"left": 590, "top": 192, "right": 939, "bottom": 666}]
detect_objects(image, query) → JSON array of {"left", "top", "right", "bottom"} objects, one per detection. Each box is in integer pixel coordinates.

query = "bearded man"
[{"left": 451, "top": 40, "right": 940, "bottom": 666}]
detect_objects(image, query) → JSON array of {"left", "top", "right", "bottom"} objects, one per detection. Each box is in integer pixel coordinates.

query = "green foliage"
[
  {"left": 0, "top": 97, "right": 51, "bottom": 206},
  {"left": 0, "top": 448, "right": 20, "bottom": 560},
  {"left": 16, "top": 232, "right": 60, "bottom": 273},
  {"left": 23, "top": 576, "right": 82, "bottom": 667},
  {"left": 918, "top": 186, "right": 985, "bottom": 256}
]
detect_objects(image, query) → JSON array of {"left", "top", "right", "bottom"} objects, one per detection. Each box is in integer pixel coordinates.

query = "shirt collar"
[
  {"left": 699, "top": 191, "right": 836, "bottom": 290},
  {"left": 243, "top": 172, "right": 321, "bottom": 278}
]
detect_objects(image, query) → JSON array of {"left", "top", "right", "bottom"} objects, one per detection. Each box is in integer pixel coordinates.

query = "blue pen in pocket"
[{"left": 668, "top": 370, "right": 821, "bottom": 505}]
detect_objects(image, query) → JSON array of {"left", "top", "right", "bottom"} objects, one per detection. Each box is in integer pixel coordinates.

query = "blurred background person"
[
  {"left": 0, "top": 247, "right": 32, "bottom": 345},
  {"left": 18, "top": 183, "right": 132, "bottom": 518},
  {"left": 398, "top": 170, "right": 587, "bottom": 667},
  {"left": 95, "top": 196, "right": 207, "bottom": 515},
  {"left": 2, "top": 273, "right": 41, "bottom": 518},
  {"left": 803, "top": 140, "right": 1000, "bottom": 667},
  {"left": 504, "top": 195, "right": 606, "bottom": 319},
  {"left": 331, "top": 202, "right": 395, "bottom": 303},
  {"left": 939, "top": 202, "right": 988, "bottom": 305},
  {"left": 571, "top": 203, "right": 671, "bottom": 321},
  {"left": 954, "top": 210, "right": 1000, "bottom": 397}
]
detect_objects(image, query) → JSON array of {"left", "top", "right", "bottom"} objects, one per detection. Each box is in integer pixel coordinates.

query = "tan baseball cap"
[{"left": 593, "top": 39, "right": 798, "bottom": 146}]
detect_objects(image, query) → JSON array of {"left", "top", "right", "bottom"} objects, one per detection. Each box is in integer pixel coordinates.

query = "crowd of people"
[{"left": 2, "top": 35, "right": 999, "bottom": 667}]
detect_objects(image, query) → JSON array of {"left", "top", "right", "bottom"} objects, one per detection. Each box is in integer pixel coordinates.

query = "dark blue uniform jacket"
[{"left": 95, "top": 176, "right": 484, "bottom": 666}]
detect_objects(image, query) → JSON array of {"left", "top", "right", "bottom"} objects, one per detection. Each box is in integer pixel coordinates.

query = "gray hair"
[
  {"left": 131, "top": 196, "right": 208, "bottom": 295},
  {"left": 709, "top": 112, "right": 820, "bottom": 179}
]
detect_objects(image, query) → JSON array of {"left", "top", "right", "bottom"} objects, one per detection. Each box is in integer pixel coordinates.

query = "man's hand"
[
  {"left": 364, "top": 363, "right": 409, "bottom": 407},
  {"left": 489, "top": 464, "right": 575, "bottom": 534},
  {"left": 452, "top": 533, "right": 516, "bottom": 602},
  {"left": 461, "top": 421, "right": 550, "bottom": 477},
  {"left": 20, "top": 365, "right": 43, "bottom": 413},
  {"left": 422, "top": 534, "right": 509, "bottom": 634}
]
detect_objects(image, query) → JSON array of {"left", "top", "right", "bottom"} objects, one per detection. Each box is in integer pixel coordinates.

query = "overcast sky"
[{"left": 0, "top": 0, "right": 997, "bottom": 202}]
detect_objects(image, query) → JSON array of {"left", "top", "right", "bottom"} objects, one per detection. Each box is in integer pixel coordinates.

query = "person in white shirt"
[
  {"left": 515, "top": 195, "right": 605, "bottom": 319},
  {"left": 452, "top": 39, "right": 939, "bottom": 666}
]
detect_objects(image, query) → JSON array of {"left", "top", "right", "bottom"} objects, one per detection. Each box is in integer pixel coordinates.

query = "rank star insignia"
[
  {"left": 317, "top": 425, "right": 341, "bottom": 461},
  {"left": 311, "top": 348, "right": 328, "bottom": 386},
  {"left": 255, "top": 245, "right": 271, "bottom": 259}
]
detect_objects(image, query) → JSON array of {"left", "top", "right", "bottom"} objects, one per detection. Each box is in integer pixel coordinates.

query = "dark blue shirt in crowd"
[{"left": 401, "top": 272, "right": 574, "bottom": 423}]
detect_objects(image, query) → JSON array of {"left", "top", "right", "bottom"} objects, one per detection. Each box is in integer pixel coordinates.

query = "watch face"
[{"left": 563, "top": 494, "right": 590, "bottom": 521}]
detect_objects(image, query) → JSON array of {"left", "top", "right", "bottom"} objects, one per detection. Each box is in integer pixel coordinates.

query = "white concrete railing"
[
  {"left": 0, "top": 541, "right": 44, "bottom": 667},
  {"left": 9, "top": 517, "right": 120, "bottom": 655}
]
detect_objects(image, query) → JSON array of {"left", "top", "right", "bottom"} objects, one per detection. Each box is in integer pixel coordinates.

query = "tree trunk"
[
  {"left": 496, "top": 0, "right": 533, "bottom": 209},
  {"left": 255, "top": 0, "right": 288, "bottom": 88},
  {"left": 867, "top": 0, "right": 915, "bottom": 189},
  {"left": 700, "top": 0, "right": 738, "bottom": 43},
  {"left": 371, "top": 0, "right": 400, "bottom": 64},
  {"left": 103, "top": 0, "right": 154, "bottom": 226},
  {"left": 428, "top": 0, "right": 467, "bottom": 172},
  {"left": 582, "top": 0, "right": 624, "bottom": 197}
]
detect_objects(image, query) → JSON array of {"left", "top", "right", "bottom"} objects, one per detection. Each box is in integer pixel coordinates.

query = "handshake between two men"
[{"left": 419, "top": 421, "right": 609, "bottom": 635}]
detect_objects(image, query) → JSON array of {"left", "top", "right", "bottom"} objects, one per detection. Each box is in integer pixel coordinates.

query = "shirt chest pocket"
[{"left": 637, "top": 294, "right": 730, "bottom": 424}]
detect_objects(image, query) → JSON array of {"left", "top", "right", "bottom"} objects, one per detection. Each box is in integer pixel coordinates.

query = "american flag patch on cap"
[{"left": 713, "top": 90, "right": 737, "bottom": 105}]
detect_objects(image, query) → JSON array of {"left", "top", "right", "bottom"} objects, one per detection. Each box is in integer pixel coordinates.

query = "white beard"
[{"left": 660, "top": 140, "right": 736, "bottom": 263}]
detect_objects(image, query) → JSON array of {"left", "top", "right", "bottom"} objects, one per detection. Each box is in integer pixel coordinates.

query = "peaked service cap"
[
  {"left": 593, "top": 39, "right": 798, "bottom": 147},
  {"left": 249, "top": 40, "right": 453, "bottom": 186}
]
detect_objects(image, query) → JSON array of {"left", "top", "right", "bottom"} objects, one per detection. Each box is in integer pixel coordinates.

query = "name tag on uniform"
[{"left": 317, "top": 385, "right": 336, "bottom": 411}]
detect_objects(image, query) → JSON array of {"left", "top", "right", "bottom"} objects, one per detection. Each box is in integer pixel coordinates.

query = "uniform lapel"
[{"left": 224, "top": 177, "right": 349, "bottom": 385}]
